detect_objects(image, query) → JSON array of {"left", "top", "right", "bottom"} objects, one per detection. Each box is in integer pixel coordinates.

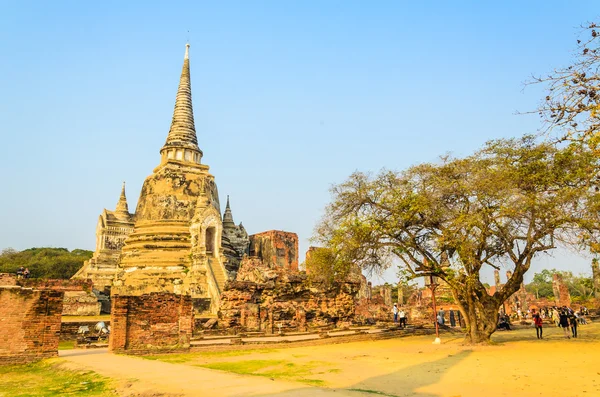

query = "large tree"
[{"left": 315, "top": 137, "right": 600, "bottom": 343}]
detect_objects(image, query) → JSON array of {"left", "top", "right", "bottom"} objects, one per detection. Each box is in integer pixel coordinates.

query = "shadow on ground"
[{"left": 234, "top": 349, "right": 472, "bottom": 397}]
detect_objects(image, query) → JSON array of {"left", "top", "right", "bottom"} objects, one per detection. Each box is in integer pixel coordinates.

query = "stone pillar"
[
  {"left": 380, "top": 285, "right": 392, "bottom": 306},
  {"left": 397, "top": 282, "right": 404, "bottom": 305},
  {"left": 592, "top": 261, "right": 600, "bottom": 299},
  {"left": 494, "top": 270, "right": 500, "bottom": 288},
  {"left": 519, "top": 283, "right": 528, "bottom": 312}
]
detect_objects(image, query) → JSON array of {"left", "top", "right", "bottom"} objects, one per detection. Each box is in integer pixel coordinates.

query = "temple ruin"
[
  {"left": 74, "top": 44, "right": 252, "bottom": 315},
  {"left": 71, "top": 45, "right": 361, "bottom": 350}
]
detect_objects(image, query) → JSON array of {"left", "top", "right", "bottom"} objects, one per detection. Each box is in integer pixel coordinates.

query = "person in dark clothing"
[
  {"left": 569, "top": 313, "right": 578, "bottom": 338},
  {"left": 559, "top": 310, "right": 570, "bottom": 339},
  {"left": 449, "top": 310, "right": 456, "bottom": 327},
  {"left": 532, "top": 310, "right": 543, "bottom": 339},
  {"left": 498, "top": 315, "right": 511, "bottom": 331}
]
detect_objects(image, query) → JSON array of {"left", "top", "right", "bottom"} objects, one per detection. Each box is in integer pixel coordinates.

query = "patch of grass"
[
  {"left": 143, "top": 348, "right": 278, "bottom": 363},
  {"left": 197, "top": 359, "right": 328, "bottom": 385},
  {"left": 58, "top": 340, "right": 76, "bottom": 350},
  {"left": 0, "top": 360, "right": 117, "bottom": 396}
]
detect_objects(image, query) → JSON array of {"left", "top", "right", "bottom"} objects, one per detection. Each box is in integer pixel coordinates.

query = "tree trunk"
[{"left": 452, "top": 283, "right": 502, "bottom": 345}]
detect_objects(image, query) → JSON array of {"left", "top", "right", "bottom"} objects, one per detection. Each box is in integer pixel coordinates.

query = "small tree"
[
  {"left": 315, "top": 137, "right": 600, "bottom": 344},
  {"left": 525, "top": 269, "right": 555, "bottom": 299}
]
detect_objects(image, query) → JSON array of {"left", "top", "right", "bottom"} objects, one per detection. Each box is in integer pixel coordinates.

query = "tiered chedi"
[{"left": 74, "top": 45, "right": 248, "bottom": 314}]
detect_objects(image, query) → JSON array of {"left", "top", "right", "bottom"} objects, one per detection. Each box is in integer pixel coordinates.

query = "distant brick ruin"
[
  {"left": 0, "top": 275, "right": 91, "bottom": 364},
  {"left": 553, "top": 273, "right": 571, "bottom": 307},
  {"left": 592, "top": 260, "right": 600, "bottom": 299},
  {"left": 219, "top": 257, "right": 360, "bottom": 333},
  {"left": 249, "top": 230, "right": 299, "bottom": 271}
]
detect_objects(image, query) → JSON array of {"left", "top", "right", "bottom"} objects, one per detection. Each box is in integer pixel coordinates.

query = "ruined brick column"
[
  {"left": 592, "top": 260, "right": 600, "bottom": 299},
  {"left": 367, "top": 282, "right": 372, "bottom": 300},
  {"left": 552, "top": 273, "right": 571, "bottom": 307},
  {"left": 108, "top": 295, "right": 129, "bottom": 352},
  {"left": 380, "top": 285, "right": 392, "bottom": 306},
  {"left": 494, "top": 270, "right": 501, "bottom": 289},
  {"left": 109, "top": 292, "right": 193, "bottom": 353},
  {"left": 519, "top": 283, "right": 528, "bottom": 312},
  {"left": 397, "top": 282, "right": 404, "bottom": 305}
]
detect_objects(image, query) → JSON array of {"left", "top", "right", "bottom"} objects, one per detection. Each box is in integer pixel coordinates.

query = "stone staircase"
[{"left": 208, "top": 257, "right": 227, "bottom": 294}]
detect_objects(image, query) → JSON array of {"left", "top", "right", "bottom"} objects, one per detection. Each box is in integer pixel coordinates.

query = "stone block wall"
[
  {"left": 249, "top": 230, "right": 299, "bottom": 271},
  {"left": 62, "top": 291, "right": 101, "bottom": 316},
  {"left": 109, "top": 292, "right": 193, "bottom": 353},
  {"left": 0, "top": 286, "right": 64, "bottom": 364}
]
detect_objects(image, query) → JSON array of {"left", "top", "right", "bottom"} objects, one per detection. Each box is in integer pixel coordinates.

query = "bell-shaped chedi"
[
  {"left": 74, "top": 45, "right": 249, "bottom": 314},
  {"left": 109, "top": 45, "right": 238, "bottom": 314}
]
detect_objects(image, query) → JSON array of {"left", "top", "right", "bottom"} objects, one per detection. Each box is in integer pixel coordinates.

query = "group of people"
[
  {"left": 16, "top": 266, "right": 30, "bottom": 279},
  {"left": 528, "top": 306, "right": 585, "bottom": 339},
  {"left": 437, "top": 307, "right": 463, "bottom": 327}
]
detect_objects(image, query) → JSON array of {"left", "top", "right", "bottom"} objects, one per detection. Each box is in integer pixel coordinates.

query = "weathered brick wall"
[
  {"left": 0, "top": 286, "right": 64, "bottom": 364},
  {"left": 109, "top": 292, "right": 193, "bottom": 353},
  {"left": 249, "top": 230, "right": 299, "bottom": 271}
]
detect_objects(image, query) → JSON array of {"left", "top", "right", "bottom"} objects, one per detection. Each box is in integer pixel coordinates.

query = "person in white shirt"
[{"left": 399, "top": 308, "right": 407, "bottom": 328}]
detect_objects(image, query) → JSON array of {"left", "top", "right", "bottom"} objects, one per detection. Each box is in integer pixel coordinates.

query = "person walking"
[
  {"left": 438, "top": 308, "right": 445, "bottom": 325},
  {"left": 392, "top": 303, "right": 399, "bottom": 324},
  {"left": 533, "top": 310, "right": 543, "bottom": 339},
  {"left": 569, "top": 312, "right": 578, "bottom": 338},
  {"left": 559, "top": 310, "right": 571, "bottom": 339},
  {"left": 399, "top": 308, "right": 407, "bottom": 328},
  {"left": 449, "top": 310, "right": 456, "bottom": 327},
  {"left": 553, "top": 308, "right": 560, "bottom": 327}
]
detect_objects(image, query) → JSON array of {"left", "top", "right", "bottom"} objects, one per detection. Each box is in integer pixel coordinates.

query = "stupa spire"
[
  {"left": 160, "top": 43, "right": 203, "bottom": 164},
  {"left": 223, "top": 195, "right": 235, "bottom": 227},
  {"left": 115, "top": 182, "right": 129, "bottom": 214}
]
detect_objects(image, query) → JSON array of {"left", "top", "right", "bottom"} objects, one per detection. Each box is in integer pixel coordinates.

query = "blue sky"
[{"left": 1, "top": 1, "right": 598, "bottom": 284}]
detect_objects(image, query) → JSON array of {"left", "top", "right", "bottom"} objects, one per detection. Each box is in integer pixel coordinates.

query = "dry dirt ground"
[{"left": 59, "top": 322, "right": 600, "bottom": 397}]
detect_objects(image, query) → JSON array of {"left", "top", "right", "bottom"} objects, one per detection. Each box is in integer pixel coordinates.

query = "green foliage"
[
  {"left": 305, "top": 246, "right": 354, "bottom": 286},
  {"left": 525, "top": 269, "right": 556, "bottom": 299},
  {"left": 526, "top": 268, "right": 594, "bottom": 300},
  {"left": 0, "top": 247, "right": 93, "bottom": 279},
  {"left": 0, "top": 360, "right": 116, "bottom": 396}
]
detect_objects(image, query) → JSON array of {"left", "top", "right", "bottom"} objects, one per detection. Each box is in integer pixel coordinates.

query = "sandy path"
[
  {"left": 59, "top": 323, "right": 600, "bottom": 397},
  {"left": 58, "top": 349, "right": 358, "bottom": 397}
]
